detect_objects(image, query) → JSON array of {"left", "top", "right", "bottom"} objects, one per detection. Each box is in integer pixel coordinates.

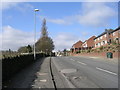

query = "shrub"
[
  {"left": 2, "top": 53, "right": 45, "bottom": 82},
  {"left": 99, "top": 46, "right": 104, "bottom": 50},
  {"left": 86, "top": 50, "right": 90, "bottom": 53}
]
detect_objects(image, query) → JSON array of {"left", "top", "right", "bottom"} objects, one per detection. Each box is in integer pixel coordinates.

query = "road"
[
  {"left": 52, "top": 56, "right": 118, "bottom": 88},
  {"left": 3, "top": 56, "right": 118, "bottom": 89}
]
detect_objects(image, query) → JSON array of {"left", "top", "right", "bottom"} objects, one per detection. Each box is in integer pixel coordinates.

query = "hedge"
[{"left": 2, "top": 53, "right": 45, "bottom": 82}]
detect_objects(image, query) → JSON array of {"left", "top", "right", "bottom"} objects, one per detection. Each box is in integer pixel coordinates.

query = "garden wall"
[{"left": 71, "top": 51, "right": 119, "bottom": 59}]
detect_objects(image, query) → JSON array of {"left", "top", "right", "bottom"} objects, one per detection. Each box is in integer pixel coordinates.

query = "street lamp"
[{"left": 34, "top": 9, "right": 39, "bottom": 60}]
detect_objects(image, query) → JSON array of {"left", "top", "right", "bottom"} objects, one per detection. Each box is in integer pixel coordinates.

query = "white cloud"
[
  {"left": 81, "top": 32, "right": 89, "bottom": 36},
  {"left": 47, "top": 19, "right": 66, "bottom": 25},
  {"left": 1, "top": 2, "right": 18, "bottom": 10},
  {"left": 1, "top": 25, "right": 34, "bottom": 51},
  {"left": 53, "top": 33, "right": 81, "bottom": 51},
  {"left": 40, "top": 2, "right": 117, "bottom": 27},
  {"left": 39, "top": 16, "right": 73, "bottom": 25},
  {"left": 76, "top": 2, "right": 117, "bottom": 27},
  {"left": 0, "top": 26, "right": 89, "bottom": 51},
  {"left": 1, "top": 2, "right": 34, "bottom": 12},
  {"left": 16, "top": 3, "right": 34, "bottom": 13}
]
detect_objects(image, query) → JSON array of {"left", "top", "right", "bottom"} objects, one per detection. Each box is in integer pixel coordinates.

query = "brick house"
[
  {"left": 82, "top": 36, "right": 96, "bottom": 49},
  {"left": 94, "top": 27, "right": 120, "bottom": 48},
  {"left": 109, "top": 27, "right": 120, "bottom": 43},
  {"left": 71, "top": 40, "right": 83, "bottom": 53}
]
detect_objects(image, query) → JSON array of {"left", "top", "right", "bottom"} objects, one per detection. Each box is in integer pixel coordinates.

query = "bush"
[
  {"left": 2, "top": 53, "right": 45, "bottom": 82},
  {"left": 86, "top": 50, "right": 90, "bottom": 53},
  {"left": 99, "top": 46, "right": 104, "bottom": 50}
]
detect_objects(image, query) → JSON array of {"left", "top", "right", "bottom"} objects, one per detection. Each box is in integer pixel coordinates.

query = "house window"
[
  {"left": 98, "top": 42, "right": 101, "bottom": 46},
  {"left": 113, "top": 32, "right": 115, "bottom": 36},
  {"left": 116, "top": 38, "right": 119, "bottom": 40},
  {"left": 101, "top": 42, "right": 103, "bottom": 45},
  {"left": 103, "top": 41, "right": 105, "bottom": 45},
  {"left": 105, "top": 40, "right": 107, "bottom": 44},
  {"left": 98, "top": 38, "right": 100, "bottom": 40},
  {"left": 109, "top": 39, "right": 112, "bottom": 44},
  {"left": 96, "top": 44, "right": 98, "bottom": 46},
  {"left": 100, "top": 36, "right": 102, "bottom": 39},
  {"left": 104, "top": 34, "right": 106, "bottom": 37}
]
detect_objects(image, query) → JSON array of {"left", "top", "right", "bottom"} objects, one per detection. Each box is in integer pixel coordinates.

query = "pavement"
[
  {"left": 31, "top": 57, "right": 54, "bottom": 88},
  {"left": 77, "top": 55, "right": 118, "bottom": 63}
]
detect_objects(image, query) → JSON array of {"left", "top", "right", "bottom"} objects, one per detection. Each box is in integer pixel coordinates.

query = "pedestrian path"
[
  {"left": 3, "top": 57, "right": 53, "bottom": 88},
  {"left": 32, "top": 57, "right": 54, "bottom": 88}
]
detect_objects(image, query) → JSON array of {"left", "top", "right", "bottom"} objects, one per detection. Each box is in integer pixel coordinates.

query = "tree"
[
  {"left": 27, "top": 45, "right": 32, "bottom": 53},
  {"left": 36, "top": 18, "right": 54, "bottom": 53},
  {"left": 63, "top": 49, "right": 67, "bottom": 56},
  {"left": 18, "top": 46, "right": 28, "bottom": 53},
  {"left": 18, "top": 45, "right": 32, "bottom": 53}
]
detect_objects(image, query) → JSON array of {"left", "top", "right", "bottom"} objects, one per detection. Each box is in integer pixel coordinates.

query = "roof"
[
  {"left": 94, "top": 27, "right": 120, "bottom": 40},
  {"left": 110, "top": 26, "right": 120, "bottom": 33},
  {"left": 88, "top": 36, "right": 96, "bottom": 41},
  {"left": 83, "top": 36, "right": 96, "bottom": 43},
  {"left": 72, "top": 40, "right": 83, "bottom": 47}
]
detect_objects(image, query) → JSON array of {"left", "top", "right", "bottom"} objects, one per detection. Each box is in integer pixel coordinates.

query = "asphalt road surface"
[{"left": 52, "top": 56, "right": 118, "bottom": 88}]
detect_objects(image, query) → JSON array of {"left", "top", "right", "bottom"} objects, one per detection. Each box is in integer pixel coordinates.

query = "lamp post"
[{"left": 34, "top": 9, "right": 39, "bottom": 60}]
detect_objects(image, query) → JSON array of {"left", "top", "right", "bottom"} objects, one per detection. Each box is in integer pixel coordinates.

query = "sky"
[{"left": 1, "top": 1, "right": 119, "bottom": 51}]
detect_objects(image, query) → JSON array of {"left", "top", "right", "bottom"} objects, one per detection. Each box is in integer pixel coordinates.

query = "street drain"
[{"left": 60, "top": 69, "right": 77, "bottom": 73}]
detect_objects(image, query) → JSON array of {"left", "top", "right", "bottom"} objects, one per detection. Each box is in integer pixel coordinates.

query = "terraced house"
[
  {"left": 82, "top": 36, "right": 96, "bottom": 49},
  {"left": 94, "top": 27, "right": 120, "bottom": 48}
]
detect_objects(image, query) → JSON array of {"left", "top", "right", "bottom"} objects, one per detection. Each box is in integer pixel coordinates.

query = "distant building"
[
  {"left": 71, "top": 40, "right": 83, "bottom": 53},
  {"left": 94, "top": 27, "right": 120, "bottom": 48},
  {"left": 82, "top": 36, "right": 96, "bottom": 49}
]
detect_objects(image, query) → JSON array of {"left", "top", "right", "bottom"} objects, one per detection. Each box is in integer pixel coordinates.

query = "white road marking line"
[
  {"left": 96, "top": 67, "right": 117, "bottom": 76},
  {"left": 90, "top": 57, "right": 99, "bottom": 59},
  {"left": 77, "top": 61, "right": 87, "bottom": 65},
  {"left": 71, "top": 59, "right": 75, "bottom": 61}
]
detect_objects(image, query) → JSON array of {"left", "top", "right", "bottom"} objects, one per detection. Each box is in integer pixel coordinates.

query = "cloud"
[
  {"left": 1, "top": 2, "right": 34, "bottom": 12},
  {"left": 47, "top": 19, "right": 66, "bottom": 25},
  {"left": 1, "top": 2, "right": 18, "bottom": 10},
  {"left": 39, "top": 16, "right": 73, "bottom": 25},
  {"left": 16, "top": 3, "right": 34, "bottom": 13},
  {"left": 81, "top": 32, "right": 89, "bottom": 36},
  {"left": 53, "top": 33, "right": 80, "bottom": 51},
  {"left": 39, "top": 2, "right": 117, "bottom": 27},
  {"left": 0, "top": 26, "right": 88, "bottom": 51},
  {"left": 76, "top": 2, "right": 117, "bottom": 27},
  {"left": 1, "top": 25, "right": 34, "bottom": 51}
]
